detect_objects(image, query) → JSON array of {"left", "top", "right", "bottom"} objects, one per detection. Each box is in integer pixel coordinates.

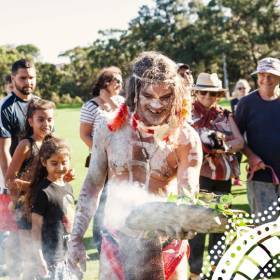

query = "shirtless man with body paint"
[{"left": 68, "top": 52, "right": 202, "bottom": 280}]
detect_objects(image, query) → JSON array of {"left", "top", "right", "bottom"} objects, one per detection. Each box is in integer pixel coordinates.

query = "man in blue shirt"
[
  {"left": 0, "top": 59, "right": 37, "bottom": 280},
  {"left": 0, "top": 59, "right": 36, "bottom": 175},
  {"left": 235, "top": 57, "right": 280, "bottom": 216}
]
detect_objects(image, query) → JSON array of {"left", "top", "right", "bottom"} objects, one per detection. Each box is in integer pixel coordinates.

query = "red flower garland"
[{"left": 107, "top": 103, "right": 129, "bottom": 132}]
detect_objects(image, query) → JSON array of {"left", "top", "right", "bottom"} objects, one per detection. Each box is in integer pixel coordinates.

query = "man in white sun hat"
[{"left": 235, "top": 57, "right": 280, "bottom": 217}]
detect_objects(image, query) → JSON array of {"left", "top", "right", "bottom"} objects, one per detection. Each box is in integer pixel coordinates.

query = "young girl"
[
  {"left": 31, "top": 136, "right": 75, "bottom": 279},
  {"left": 5, "top": 98, "right": 55, "bottom": 279}
]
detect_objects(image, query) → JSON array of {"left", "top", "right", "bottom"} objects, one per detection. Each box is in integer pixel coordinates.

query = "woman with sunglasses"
[
  {"left": 230, "top": 79, "right": 251, "bottom": 185},
  {"left": 80, "top": 66, "right": 123, "bottom": 149},
  {"left": 188, "top": 73, "right": 244, "bottom": 280},
  {"left": 80, "top": 66, "right": 124, "bottom": 253},
  {"left": 230, "top": 79, "right": 251, "bottom": 113}
]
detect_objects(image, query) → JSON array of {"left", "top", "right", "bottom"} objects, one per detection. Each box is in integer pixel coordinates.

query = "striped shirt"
[
  {"left": 80, "top": 100, "right": 101, "bottom": 127},
  {"left": 80, "top": 95, "right": 124, "bottom": 136}
]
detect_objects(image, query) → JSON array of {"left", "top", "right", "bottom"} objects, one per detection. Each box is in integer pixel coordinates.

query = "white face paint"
[
  {"left": 137, "top": 83, "right": 174, "bottom": 126},
  {"left": 149, "top": 98, "right": 164, "bottom": 109}
]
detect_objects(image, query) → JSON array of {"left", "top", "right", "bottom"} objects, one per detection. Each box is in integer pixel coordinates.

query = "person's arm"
[
  {"left": 68, "top": 121, "right": 108, "bottom": 275},
  {"left": 225, "top": 115, "right": 244, "bottom": 153},
  {"left": 242, "top": 144, "right": 266, "bottom": 172},
  {"left": 0, "top": 137, "right": 12, "bottom": 176},
  {"left": 176, "top": 125, "right": 203, "bottom": 199},
  {"left": 0, "top": 107, "right": 13, "bottom": 176},
  {"left": 79, "top": 122, "right": 93, "bottom": 149},
  {"left": 234, "top": 96, "right": 265, "bottom": 171},
  {"left": 5, "top": 139, "right": 31, "bottom": 197},
  {"left": 79, "top": 102, "right": 99, "bottom": 149},
  {"left": 32, "top": 213, "right": 49, "bottom": 278}
]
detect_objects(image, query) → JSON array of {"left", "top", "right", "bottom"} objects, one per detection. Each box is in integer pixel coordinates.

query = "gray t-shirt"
[{"left": 235, "top": 90, "right": 280, "bottom": 182}]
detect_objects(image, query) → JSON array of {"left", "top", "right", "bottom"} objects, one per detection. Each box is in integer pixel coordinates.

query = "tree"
[{"left": 16, "top": 44, "right": 40, "bottom": 60}]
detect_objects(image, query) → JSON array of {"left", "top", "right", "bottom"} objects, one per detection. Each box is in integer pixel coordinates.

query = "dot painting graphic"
[{"left": 200, "top": 198, "right": 280, "bottom": 280}]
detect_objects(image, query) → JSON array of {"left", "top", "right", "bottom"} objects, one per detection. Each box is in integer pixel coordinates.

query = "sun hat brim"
[
  {"left": 251, "top": 69, "right": 280, "bottom": 77},
  {"left": 191, "top": 85, "right": 227, "bottom": 92}
]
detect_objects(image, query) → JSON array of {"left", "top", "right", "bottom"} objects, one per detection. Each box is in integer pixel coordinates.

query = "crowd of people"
[{"left": 0, "top": 53, "right": 279, "bottom": 280}]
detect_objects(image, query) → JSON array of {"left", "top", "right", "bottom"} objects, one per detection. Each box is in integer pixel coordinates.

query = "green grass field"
[{"left": 1, "top": 105, "right": 279, "bottom": 279}]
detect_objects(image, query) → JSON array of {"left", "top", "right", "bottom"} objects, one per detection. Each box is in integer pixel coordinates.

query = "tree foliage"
[{"left": 1, "top": 0, "right": 280, "bottom": 100}]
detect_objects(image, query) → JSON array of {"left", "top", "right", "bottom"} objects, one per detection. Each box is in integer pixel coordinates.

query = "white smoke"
[{"left": 103, "top": 181, "right": 165, "bottom": 231}]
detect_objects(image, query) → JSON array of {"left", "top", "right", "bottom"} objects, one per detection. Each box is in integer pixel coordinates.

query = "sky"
[{"left": 0, "top": 0, "right": 153, "bottom": 64}]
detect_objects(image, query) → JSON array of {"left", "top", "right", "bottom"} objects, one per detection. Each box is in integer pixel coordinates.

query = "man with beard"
[
  {"left": 0, "top": 59, "right": 36, "bottom": 280},
  {"left": 68, "top": 52, "right": 202, "bottom": 280},
  {"left": 0, "top": 59, "right": 36, "bottom": 173}
]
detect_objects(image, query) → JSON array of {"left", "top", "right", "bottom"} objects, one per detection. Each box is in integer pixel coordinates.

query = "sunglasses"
[
  {"left": 237, "top": 87, "right": 246, "bottom": 90},
  {"left": 198, "top": 91, "right": 221, "bottom": 97},
  {"left": 113, "top": 77, "right": 122, "bottom": 85}
]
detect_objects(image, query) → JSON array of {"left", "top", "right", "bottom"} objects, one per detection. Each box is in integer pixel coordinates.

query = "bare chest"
[{"left": 107, "top": 128, "right": 178, "bottom": 193}]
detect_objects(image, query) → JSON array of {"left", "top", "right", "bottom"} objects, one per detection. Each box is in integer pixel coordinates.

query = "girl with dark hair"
[
  {"left": 5, "top": 98, "right": 55, "bottom": 280},
  {"left": 31, "top": 136, "right": 74, "bottom": 279}
]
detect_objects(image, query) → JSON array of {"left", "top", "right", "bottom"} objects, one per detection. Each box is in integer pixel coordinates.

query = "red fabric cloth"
[
  {"left": 162, "top": 240, "right": 190, "bottom": 279},
  {"left": 192, "top": 101, "right": 223, "bottom": 129},
  {"left": 101, "top": 232, "right": 125, "bottom": 280},
  {"left": 192, "top": 101, "right": 239, "bottom": 181},
  {"left": 101, "top": 230, "right": 189, "bottom": 280},
  {"left": 0, "top": 194, "right": 18, "bottom": 231}
]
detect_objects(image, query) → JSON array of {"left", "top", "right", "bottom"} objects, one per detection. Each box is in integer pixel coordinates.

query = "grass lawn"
[{"left": 1, "top": 103, "right": 279, "bottom": 279}]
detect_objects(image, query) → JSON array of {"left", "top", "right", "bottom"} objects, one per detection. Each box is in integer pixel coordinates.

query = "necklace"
[
  {"left": 131, "top": 113, "right": 171, "bottom": 144},
  {"left": 135, "top": 130, "right": 160, "bottom": 188}
]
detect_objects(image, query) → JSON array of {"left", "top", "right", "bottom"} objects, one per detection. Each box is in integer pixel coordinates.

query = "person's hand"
[
  {"left": 248, "top": 153, "right": 265, "bottom": 173},
  {"left": 38, "top": 256, "right": 49, "bottom": 278},
  {"left": 64, "top": 169, "right": 75, "bottom": 182},
  {"left": 67, "top": 236, "right": 87, "bottom": 280},
  {"left": 6, "top": 179, "right": 19, "bottom": 198}
]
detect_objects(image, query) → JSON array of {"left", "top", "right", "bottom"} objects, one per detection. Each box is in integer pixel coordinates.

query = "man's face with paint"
[{"left": 137, "top": 83, "right": 175, "bottom": 126}]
